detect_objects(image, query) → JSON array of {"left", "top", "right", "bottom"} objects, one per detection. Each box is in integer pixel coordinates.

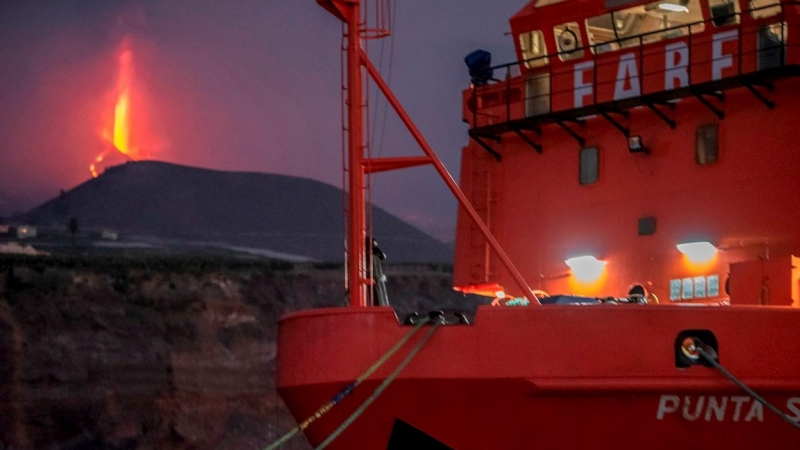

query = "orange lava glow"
[
  {"left": 112, "top": 50, "right": 132, "bottom": 156},
  {"left": 90, "top": 43, "right": 136, "bottom": 178}
]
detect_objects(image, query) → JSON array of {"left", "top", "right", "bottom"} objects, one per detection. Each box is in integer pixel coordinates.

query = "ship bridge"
[{"left": 465, "top": 0, "right": 798, "bottom": 155}]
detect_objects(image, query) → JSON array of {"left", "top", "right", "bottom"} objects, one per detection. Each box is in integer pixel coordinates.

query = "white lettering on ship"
[
  {"left": 657, "top": 395, "right": 797, "bottom": 422},
  {"left": 573, "top": 61, "right": 595, "bottom": 108},
  {"left": 573, "top": 30, "right": 739, "bottom": 105},
  {"left": 613, "top": 53, "right": 640, "bottom": 100},
  {"left": 664, "top": 42, "right": 689, "bottom": 89},
  {"left": 712, "top": 30, "right": 738, "bottom": 80}
]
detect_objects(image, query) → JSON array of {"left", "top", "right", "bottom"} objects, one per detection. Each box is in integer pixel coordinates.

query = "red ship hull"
[
  {"left": 276, "top": 1, "right": 800, "bottom": 448},
  {"left": 278, "top": 305, "right": 800, "bottom": 448}
]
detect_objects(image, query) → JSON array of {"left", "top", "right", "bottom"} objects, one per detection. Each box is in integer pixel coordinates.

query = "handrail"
[
  {"left": 467, "top": 2, "right": 796, "bottom": 128},
  {"left": 487, "top": 1, "right": 793, "bottom": 73}
]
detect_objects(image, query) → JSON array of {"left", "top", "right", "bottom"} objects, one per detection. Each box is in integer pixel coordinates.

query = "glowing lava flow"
[{"left": 90, "top": 46, "right": 136, "bottom": 178}]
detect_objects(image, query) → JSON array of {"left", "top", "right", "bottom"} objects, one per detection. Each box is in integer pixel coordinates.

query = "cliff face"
[{"left": 0, "top": 257, "right": 479, "bottom": 450}]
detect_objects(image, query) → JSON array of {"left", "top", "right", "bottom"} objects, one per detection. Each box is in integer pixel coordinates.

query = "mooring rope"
[
  {"left": 315, "top": 317, "right": 443, "bottom": 449},
  {"left": 696, "top": 344, "right": 800, "bottom": 431},
  {"left": 264, "top": 316, "right": 432, "bottom": 450}
]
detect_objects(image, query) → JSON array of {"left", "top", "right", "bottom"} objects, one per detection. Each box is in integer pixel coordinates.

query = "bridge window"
[
  {"left": 612, "top": 0, "right": 705, "bottom": 48},
  {"left": 586, "top": 13, "right": 618, "bottom": 54},
  {"left": 586, "top": 0, "right": 705, "bottom": 53},
  {"left": 757, "top": 22, "right": 787, "bottom": 69},
  {"left": 554, "top": 22, "right": 585, "bottom": 61},
  {"left": 696, "top": 124, "right": 719, "bottom": 164},
  {"left": 580, "top": 147, "right": 599, "bottom": 185},
  {"left": 708, "top": 0, "right": 740, "bottom": 27},
  {"left": 519, "top": 30, "right": 549, "bottom": 68},
  {"left": 750, "top": 0, "right": 781, "bottom": 19}
]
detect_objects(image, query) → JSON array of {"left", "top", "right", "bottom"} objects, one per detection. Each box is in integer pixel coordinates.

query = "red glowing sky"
[{"left": 0, "top": 0, "right": 522, "bottom": 241}]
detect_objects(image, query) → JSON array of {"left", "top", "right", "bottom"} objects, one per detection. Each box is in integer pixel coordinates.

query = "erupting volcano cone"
[{"left": 91, "top": 42, "right": 137, "bottom": 178}]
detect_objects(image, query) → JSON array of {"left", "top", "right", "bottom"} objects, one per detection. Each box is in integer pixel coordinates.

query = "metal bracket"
[
  {"left": 514, "top": 123, "right": 542, "bottom": 136},
  {"left": 743, "top": 83, "right": 775, "bottom": 109},
  {"left": 468, "top": 130, "right": 501, "bottom": 161},
  {"left": 511, "top": 127, "right": 542, "bottom": 154},
  {"left": 692, "top": 90, "right": 725, "bottom": 120},
  {"left": 599, "top": 110, "right": 630, "bottom": 138},
  {"left": 644, "top": 102, "right": 676, "bottom": 129},
  {"left": 555, "top": 119, "right": 586, "bottom": 147},
  {"left": 558, "top": 116, "right": 585, "bottom": 126},
  {"left": 748, "top": 80, "right": 775, "bottom": 92}
]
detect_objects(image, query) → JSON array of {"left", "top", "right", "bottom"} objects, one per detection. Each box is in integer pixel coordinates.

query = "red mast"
[
  {"left": 344, "top": 1, "right": 367, "bottom": 307},
  {"left": 317, "top": 0, "right": 373, "bottom": 307},
  {"left": 317, "top": 0, "right": 539, "bottom": 307}
]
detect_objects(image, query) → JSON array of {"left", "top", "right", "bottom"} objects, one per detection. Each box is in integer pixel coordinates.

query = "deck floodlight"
[
  {"left": 677, "top": 241, "right": 717, "bottom": 263},
  {"left": 565, "top": 255, "right": 606, "bottom": 282},
  {"left": 628, "top": 135, "right": 648, "bottom": 154},
  {"left": 465, "top": 49, "right": 495, "bottom": 86}
]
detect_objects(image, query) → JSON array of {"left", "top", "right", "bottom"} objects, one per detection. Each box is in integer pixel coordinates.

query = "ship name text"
[
  {"left": 656, "top": 395, "right": 800, "bottom": 422},
  {"left": 568, "top": 30, "right": 740, "bottom": 109}
]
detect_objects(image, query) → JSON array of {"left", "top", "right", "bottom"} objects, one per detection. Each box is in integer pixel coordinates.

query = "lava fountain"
[{"left": 90, "top": 42, "right": 137, "bottom": 178}]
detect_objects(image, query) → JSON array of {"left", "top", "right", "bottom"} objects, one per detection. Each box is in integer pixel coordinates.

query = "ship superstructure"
[{"left": 455, "top": 0, "right": 800, "bottom": 307}]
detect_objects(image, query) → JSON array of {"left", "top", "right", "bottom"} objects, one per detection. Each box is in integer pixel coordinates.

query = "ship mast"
[
  {"left": 344, "top": 1, "right": 367, "bottom": 307},
  {"left": 318, "top": 0, "right": 540, "bottom": 307}
]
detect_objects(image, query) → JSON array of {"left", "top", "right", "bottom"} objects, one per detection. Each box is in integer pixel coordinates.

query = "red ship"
[{"left": 276, "top": 0, "right": 800, "bottom": 448}]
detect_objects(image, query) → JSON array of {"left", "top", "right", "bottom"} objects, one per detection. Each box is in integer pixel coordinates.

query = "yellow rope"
[{"left": 264, "top": 316, "right": 431, "bottom": 450}]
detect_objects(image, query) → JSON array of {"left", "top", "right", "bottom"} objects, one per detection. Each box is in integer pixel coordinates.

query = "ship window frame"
[
  {"left": 554, "top": 22, "right": 585, "bottom": 61},
  {"left": 696, "top": 123, "right": 719, "bottom": 165},
  {"left": 609, "top": 0, "right": 705, "bottom": 50},
  {"left": 707, "top": 0, "right": 741, "bottom": 27},
  {"left": 519, "top": 30, "right": 550, "bottom": 68},
  {"left": 579, "top": 146, "right": 600, "bottom": 185},
  {"left": 586, "top": 13, "right": 619, "bottom": 54},
  {"left": 750, "top": 0, "right": 781, "bottom": 19}
]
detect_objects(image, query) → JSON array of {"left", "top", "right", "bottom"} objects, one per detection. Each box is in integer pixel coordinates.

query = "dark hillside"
[{"left": 18, "top": 161, "right": 452, "bottom": 263}]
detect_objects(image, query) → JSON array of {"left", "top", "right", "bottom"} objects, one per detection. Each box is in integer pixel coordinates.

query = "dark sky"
[{"left": 0, "top": 0, "right": 524, "bottom": 241}]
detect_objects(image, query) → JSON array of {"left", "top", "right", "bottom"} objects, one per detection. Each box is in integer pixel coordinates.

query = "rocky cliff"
[{"left": 0, "top": 256, "right": 480, "bottom": 449}]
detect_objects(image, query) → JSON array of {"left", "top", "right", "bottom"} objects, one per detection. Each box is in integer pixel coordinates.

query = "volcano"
[{"left": 17, "top": 161, "right": 452, "bottom": 263}]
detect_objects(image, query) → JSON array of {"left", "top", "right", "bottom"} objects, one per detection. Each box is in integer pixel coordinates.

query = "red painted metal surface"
[
  {"left": 344, "top": 0, "right": 368, "bottom": 308},
  {"left": 361, "top": 52, "right": 539, "bottom": 304},
  {"left": 456, "top": 2, "right": 800, "bottom": 303},
  {"left": 277, "top": 1, "right": 800, "bottom": 448},
  {"left": 456, "top": 76, "right": 800, "bottom": 301},
  {"left": 320, "top": 0, "right": 537, "bottom": 306},
  {"left": 363, "top": 156, "right": 432, "bottom": 174},
  {"left": 278, "top": 306, "right": 800, "bottom": 449}
]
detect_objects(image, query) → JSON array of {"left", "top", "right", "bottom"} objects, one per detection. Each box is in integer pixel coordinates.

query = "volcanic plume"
[{"left": 90, "top": 41, "right": 138, "bottom": 178}]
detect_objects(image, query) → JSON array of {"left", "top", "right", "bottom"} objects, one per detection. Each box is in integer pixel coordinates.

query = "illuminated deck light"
[
  {"left": 565, "top": 256, "right": 606, "bottom": 282},
  {"left": 677, "top": 241, "right": 717, "bottom": 263},
  {"left": 627, "top": 135, "right": 650, "bottom": 154}
]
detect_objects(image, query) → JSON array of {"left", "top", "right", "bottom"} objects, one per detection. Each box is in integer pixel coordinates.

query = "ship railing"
[{"left": 467, "top": 1, "right": 800, "bottom": 134}]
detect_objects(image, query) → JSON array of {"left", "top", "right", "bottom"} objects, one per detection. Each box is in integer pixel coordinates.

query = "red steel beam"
[
  {"left": 345, "top": 3, "right": 367, "bottom": 307},
  {"left": 364, "top": 156, "right": 432, "bottom": 174},
  {"left": 361, "top": 49, "right": 540, "bottom": 305}
]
